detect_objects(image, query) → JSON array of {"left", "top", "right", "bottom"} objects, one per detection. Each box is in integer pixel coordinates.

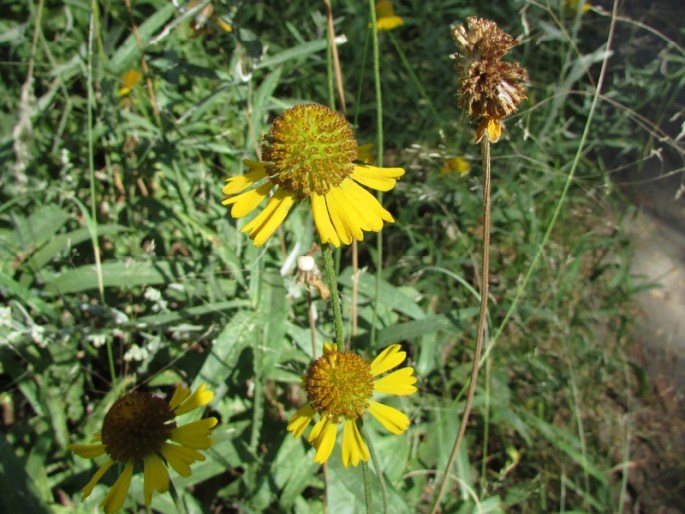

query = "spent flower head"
[
  {"left": 452, "top": 17, "right": 528, "bottom": 143},
  {"left": 287, "top": 343, "right": 417, "bottom": 467},
  {"left": 69, "top": 384, "right": 217, "bottom": 513},
  {"left": 222, "top": 103, "right": 404, "bottom": 247}
]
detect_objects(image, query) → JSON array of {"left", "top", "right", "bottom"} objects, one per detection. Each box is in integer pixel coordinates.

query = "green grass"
[{"left": 1, "top": 0, "right": 684, "bottom": 512}]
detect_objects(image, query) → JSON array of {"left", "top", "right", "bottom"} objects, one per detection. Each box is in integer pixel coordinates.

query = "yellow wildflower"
[
  {"left": 222, "top": 104, "right": 404, "bottom": 247},
  {"left": 117, "top": 70, "right": 142, "bottom": 97},
  {"left": 287, "top": 343, "right": 417, "bottom": 467},
  {"left": 375, "top": 0, "right": 404, "bottom": 32},
  {"left": 69, "top": 384, "right": 217, "bottom": 513},
  {"left": 440, "top": 156, "right": 471, "bottom": 177}
]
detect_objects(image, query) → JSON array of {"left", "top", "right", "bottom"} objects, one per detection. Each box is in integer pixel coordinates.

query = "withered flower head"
[{"left": 452, "top": 17, "right": 528, "bottom": 143}]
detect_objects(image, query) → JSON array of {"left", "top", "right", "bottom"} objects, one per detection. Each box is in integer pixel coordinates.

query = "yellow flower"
[
  {"left": 440, "top": 156, "right": 471, "bottom": 177},
  {"left": 375, "top": 0, "right": 404, "bottom": 32},
  {"left": 287, "top": 343, "right": 417, "bottom": 467},
  {"left": 563, "top": 0, "right": 592, "bottom": 14},
  {"left": 117, "top": 70, "right": 142, "bottom": 97},
  {"left": 222, "top": 104, "right": 404, "bottom": 247},
  {"left": 69, "top": 384, "right": 218, "bottom": 513}
]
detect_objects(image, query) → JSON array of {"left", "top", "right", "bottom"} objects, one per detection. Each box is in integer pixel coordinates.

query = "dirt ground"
[{"left": 615, "top": 159, "right": 685, "bottom": 513}]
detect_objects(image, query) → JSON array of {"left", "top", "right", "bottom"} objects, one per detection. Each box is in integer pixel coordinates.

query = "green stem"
[
  {"left": 362, "top": 423, "right": 388, "bottom": 514},
  {"left": 368, "top": 0, "right": 384, "bottom": 346},
  {"left": 430, "top": 138, "right": 491, "bottom": 514},
  {"left": 362, "top": 461, "right": 373, "bottom": 514},
  {"left": 388, "top": 31, "right": 439, "bottom": 119},
  {"left": 322, "top": 245, "right": 345, "bottom": 350}
]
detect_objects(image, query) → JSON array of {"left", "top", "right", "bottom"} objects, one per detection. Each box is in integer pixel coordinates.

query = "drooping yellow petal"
[
  {"left": 367, "top": 400, "right": 410, "bottom": 435},
  {"left": 373, "top": 367, "right": 417, "bottom": 395},
  {"left": 69, "top": 443, "right": 106, "bottom": 459},
  {"left": 160, "top": 443, "right": 206, "bottom": 477},
  {"left": 307, "top": 416, "right": 327, "bottom": 445},
  {"left": 326, "top": 187, "right": 364, "bottom": 242},
  {"left": 287, "top": 404, "right": 316, "bottom": 438},
  {"left": 343, "top": 178, "right": 394, "bottom": 223},
  {"left": 143, "top": 453, "right": 170, "bottom": 505},
  {"left": 221, "top": 182, "right": 272, "bottom": 218},
  {"left": 324, "top": 189, "right": 353, "bottom": 245},
  {"left": 370, "top": 344, "right": 406, "bottom": 376},
  {"left": 221, "top": 165, "right": 267, "bottom": 196},
  {"left": 312, "top": 418, "right": 337, "bottom": 464},
  {"left": 311, "top": 192, "right": 341, "bottom": 247},
  {"left": 241, "top": 189, "right": 295, "bottom": 247},
  {"left": 351, "top": 165, "right": 404, "bottom": 192},
  {"left": 81, "top": 458, "right": 114, "bottom": 500},
  {"left": 173, "top": 383, "right": 214, "bottom": 416},
  {"left": 101, "top": 460, "right": 134, "bottom": 514},
  {"left": 170, "top": 417, "right": 218, "bottom": 449},
  {"left": 340, "top": 179, "right": 387, "bottom": 231},
  {"left": 341, "top": 419, "right": 369, "bottom": 467}
]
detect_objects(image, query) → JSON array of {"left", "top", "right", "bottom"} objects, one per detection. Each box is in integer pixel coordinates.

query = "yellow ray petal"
[
  {"left": 173, "top": 383, "right": 214, "bottom": 416},
  {"left": 324, "top": 190, "right": 353, "bottom": 245},
  {"left": 221, "top": 165, "right": 267, "bottom": 195},
  {"left": 160, "top": 443, "right": 206, "bottom": 477},
  {"left": 312, "top": 418, "right": 337, "bottom": 464},
  {"left": 241, "top": 189, "right": 295, "bottom": 247},
  {"left": 367, "top": 400, "right": 410, "bottom": 435},
  {"left": 101, "top": 461, "right": 133, "bottom": 514},
  {"left": 81, "top": 458, "right": 114, "bottom": 500},
  {"left": 343, "top": 178, "right": 394, "bottom": 223},
  {"left": 351, "top": 165, "right": 404, "bottom": 192},
  {"left": 168, "top": 384, "right": 191, "bottom": 411},
  {"left": 170, "top": 417, "right": 218, "bottom": 449},
  {"left": 311, "top": 193, "right": 341, "bottom": 247},
  {"left": 373, "top": 367, "right": 417, "bottom": 395},
  {"left": 287, "top": 404, "right": 316, "bottom": 438},
  {"left": 340, "top": 179, "right": 386, "bottom": 231},
  {"left": 69, "top": 443, "right": 106, "bottom": 459},
  {"left": 307, "top": 416, "right": 327, "bottom": 445},
  {"left": 222, "top": 182, "right": 272, "bottom": 218},
  {"left": 326, "top": 187, "right": 364, "bottom": 242},
  {"left": 341, "top": 419, "right": 369, "bottom": 467},
  {"left": 143, "top": 453, "right": 170, "bottom": 505},
  {"left": 370, "top": 344, "right": 406, "bottom": 376}
]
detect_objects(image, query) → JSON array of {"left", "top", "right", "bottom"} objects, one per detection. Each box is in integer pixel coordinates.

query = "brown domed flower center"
[
  {"left": 101, "top": 392, "right": 176, "bottom": 462},
  {"left": 262, "top": 104, "right": 358, "bottom": 199},
  {"left": 304, "top": 350, "right": 374, "bottom": 421}
]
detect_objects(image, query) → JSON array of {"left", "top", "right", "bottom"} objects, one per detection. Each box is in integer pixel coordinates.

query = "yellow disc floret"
[
  {"left": 263, "top": 104, "right": 358, "bottom": 199},
  {"left": 304, "top": 348, "right": 374, "bottom": 421},
  {"left": 101, "top": 392, "right": 175, "bottom": 462}
]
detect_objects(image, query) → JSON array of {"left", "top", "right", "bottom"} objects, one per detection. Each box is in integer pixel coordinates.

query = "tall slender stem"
[
  {"left": 430, "top": 138, "right": 491, "bottom": 514},
  {"left": 362, "top": 424, "right": 389, "bottom": 514},
  {"left": 321, "top": 245, "right": 345, "bottom": 351}
]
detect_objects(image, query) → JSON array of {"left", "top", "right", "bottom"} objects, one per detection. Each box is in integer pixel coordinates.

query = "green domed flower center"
[
  {"left": 101, "top": 392, "right": 175, "bottom": 462},
  {"left": 262, "top": 104, "right": 358, "bottom": 199},
  {"left": 304, "top": 350, "right": 374, "bottom": 421}
]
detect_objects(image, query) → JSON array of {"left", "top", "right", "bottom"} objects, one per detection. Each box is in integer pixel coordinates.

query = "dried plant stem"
[{"left": 430, "top": 138, "right": 491, "bottom": 514}]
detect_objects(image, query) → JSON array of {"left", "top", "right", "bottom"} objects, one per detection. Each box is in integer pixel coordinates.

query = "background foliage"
[{"left": 1, "top": 0, "right": 683, "bottom": 512}]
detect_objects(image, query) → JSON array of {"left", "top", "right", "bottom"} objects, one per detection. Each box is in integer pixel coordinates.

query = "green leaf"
[
  {"left": 23, "top": 224, "right": 126, "bottom": 272},
  {"left": 376, "top": 315, "right": 457, "bottom": 346},
  {"left": 338, "top": 268, "right": 426, "bottom": 320},
  {"left": 0, "top": 433, "right": 51, "bottom": 514},
  {"left": 43, "top": 260, "right": 181, "bottom": 294},
  {"left": 520, "top": 411, "right": 608, "bottom": 484},
  {"left": 109, "top": 3, "right": 176, "bottom": 74}
]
